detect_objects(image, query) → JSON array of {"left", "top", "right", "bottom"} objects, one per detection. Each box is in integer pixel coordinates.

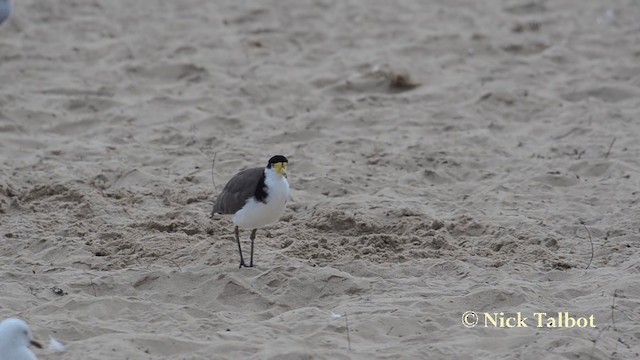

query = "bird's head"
[
  {"left": 267, "top": 155, "right": 288, "bottom": 177},
  {"left": 0, "top": 318, "right": 42, "bottom": 349}
]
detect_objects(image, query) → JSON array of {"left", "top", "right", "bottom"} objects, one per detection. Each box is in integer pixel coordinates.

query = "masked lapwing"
[{"left": 211, "top": 155, "right": 289, "bottom": 268}]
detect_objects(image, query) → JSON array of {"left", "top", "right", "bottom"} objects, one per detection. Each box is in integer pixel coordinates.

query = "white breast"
[{"left": 233, "top": 169, "right": 289, "bottom": 230}]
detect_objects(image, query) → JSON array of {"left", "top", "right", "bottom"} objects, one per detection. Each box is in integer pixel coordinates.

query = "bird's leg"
[
  {"left": 235, "top": 226, "right": 246, "bottom": 268},
  {"left": 249, "top": 229, "right": 257, "bottom": 267}
]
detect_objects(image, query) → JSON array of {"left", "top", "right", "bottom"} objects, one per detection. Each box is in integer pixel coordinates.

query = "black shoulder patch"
[{"left": 253, "top": 171, "right": 268, "bottom": 203}]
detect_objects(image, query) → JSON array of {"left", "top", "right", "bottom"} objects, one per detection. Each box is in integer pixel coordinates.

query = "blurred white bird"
[
  {"left": 0, "top": 318, "right": 42, "bottom": 360},
  {"left": 48, "top": 336, "right": 66, "bottom": 353},
  {"left": 0, "top": 0, "right": 12, "bottom": 26}
]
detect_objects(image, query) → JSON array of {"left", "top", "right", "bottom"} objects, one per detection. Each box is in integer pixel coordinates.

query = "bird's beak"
[
  {"left": 275, "top": 162, "right": 287, "bottom": 176},
  {"left": 30, "top": 339, "right": 42, "bottom": 349}
]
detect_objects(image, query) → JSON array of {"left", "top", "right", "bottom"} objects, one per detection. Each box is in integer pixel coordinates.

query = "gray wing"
[{"left": 211, "top": 167, "right": 264, "bottom": 215}]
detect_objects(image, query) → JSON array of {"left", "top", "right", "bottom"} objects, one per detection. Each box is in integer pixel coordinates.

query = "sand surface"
[{"left": 1, "top": 0, "right": 640, "bottom": 359}]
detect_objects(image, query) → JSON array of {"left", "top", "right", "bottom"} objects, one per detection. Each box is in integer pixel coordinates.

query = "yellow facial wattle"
[{"left": 274, "top": 162, "right": 288, "bottom": 176}]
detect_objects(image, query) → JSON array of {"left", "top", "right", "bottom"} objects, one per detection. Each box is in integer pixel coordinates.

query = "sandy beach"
[{"left": 1, "top": 0, "right": 639, "bottom": 359}]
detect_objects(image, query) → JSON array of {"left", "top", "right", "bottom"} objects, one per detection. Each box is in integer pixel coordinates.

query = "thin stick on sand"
[
  {"left": 581, "top": 222, "right": 594, "bottom": 270},
  {"left": 344, "top": 313, "right": 352, "bottom": 352},
  {"left": 589, "top": 325, "right": 609, "bottom": 360},
  {"left": 588, "top": 290, "right": 620, "bottom": 360},
  {"left": 611, "top": 289, "right": 617, "bottom": 330},
  {"left": 604, "top": 137, "right": 616, "bottom": 159},
  {"left": 211, "top": 152, "right": 218, "bottom": 190}
]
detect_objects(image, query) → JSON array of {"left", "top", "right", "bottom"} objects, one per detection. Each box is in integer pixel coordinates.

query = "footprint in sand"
[{"left": 561, "top": 86, "right": 637, "bottom": 103}]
